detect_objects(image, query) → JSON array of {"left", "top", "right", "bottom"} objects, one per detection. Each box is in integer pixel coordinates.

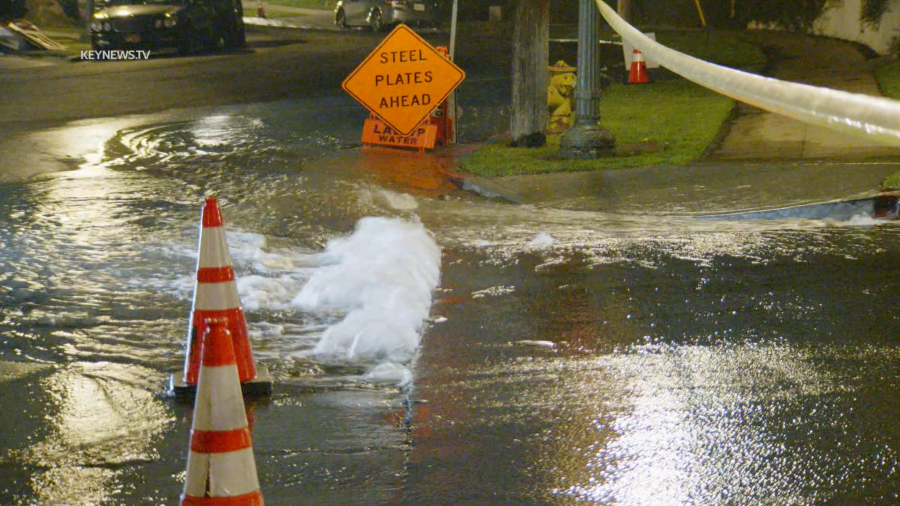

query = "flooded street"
[{"left": 1, "top": 95, "right": 900, "bottom": 505}]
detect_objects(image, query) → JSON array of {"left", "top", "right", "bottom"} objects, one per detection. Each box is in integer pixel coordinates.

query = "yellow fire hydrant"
[{"left": 548, "top": 60, "right": 577, "bottom": 134}]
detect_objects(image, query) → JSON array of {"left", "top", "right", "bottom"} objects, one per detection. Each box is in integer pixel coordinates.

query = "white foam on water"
[
  {"left": 530, "top": 232, "right": 556, "bottom": 247},
  {"left": 142, "top": 230, "right": 318, "bottom": 305},
  {"left": 376, "top": 190, "right": 419, "bottom": 211},
  {"left": 290, "top": 217, "right": 441, "bottom": 371},
  {"left": 846, "top": 214, "right": 887, "bottom": 227},
  {"left": 359, "top": 188, "right": 420, "bottom": 211},
  {"left": 362, "top": 362, "right": 414, "bottom": 387},
  {"left": 151, "top": 215, "right": 441, "bottom": 386},
  {"left": 237, "top": 274, "right": 309, "bottom": 311}
]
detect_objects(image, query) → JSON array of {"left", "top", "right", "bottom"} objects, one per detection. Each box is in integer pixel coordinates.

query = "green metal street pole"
[
  {"left": 559, "top": 0, "right": 615, "bottom": 158},
  {"left": 448, "top": 0, "right": 458, "bottom": 143}
]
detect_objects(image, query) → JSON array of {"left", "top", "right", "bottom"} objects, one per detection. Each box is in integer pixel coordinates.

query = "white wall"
[{"left": 813, "top": 0, "right": 900, "bottom": 54}]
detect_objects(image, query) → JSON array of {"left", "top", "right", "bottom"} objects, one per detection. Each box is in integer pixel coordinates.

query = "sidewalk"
[
  {"left": 458, "top": 30, "right": 900, "bottom": 216},
  {"left": 707, "top": 31, "right": 900, "bottom": 161}
]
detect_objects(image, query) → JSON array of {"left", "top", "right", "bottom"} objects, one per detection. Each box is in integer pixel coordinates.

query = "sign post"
[{"left": 342, "top": 24, "right": 465, "bottom": 150}]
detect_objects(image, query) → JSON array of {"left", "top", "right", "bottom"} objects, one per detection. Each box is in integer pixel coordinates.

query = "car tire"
[
  {"left": 224, "top": 23, "right": 245, "bottom": 50},
  {"left": 369, "top": 9, "right": 382, "bottom": 31},
  {"left": 213, "top": 33, "right": 226, "bottom": 52},
  {"left": 203, "top": 25, "right": 218, "bottom": 54},
  {"left": 179, "top": 29, "right": 197, "bottom": 55},
  {"left": 335, "top": 8, "right": 347, "bottom": 29},
  {"left": 182, "top": 24, "right": 215, "bottom": 55}
]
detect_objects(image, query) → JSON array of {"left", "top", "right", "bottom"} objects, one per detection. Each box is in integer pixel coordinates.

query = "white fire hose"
[{"left": 595, "top": 0, "right": 900, "bottom": 148}]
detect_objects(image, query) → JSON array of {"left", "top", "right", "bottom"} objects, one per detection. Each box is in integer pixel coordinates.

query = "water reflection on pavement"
[
  {"left": 412, "top": 229, "right": 900, "bottom": 505},
  {"left": 0, "top": 99, "right": 899, "bottom": 505}
]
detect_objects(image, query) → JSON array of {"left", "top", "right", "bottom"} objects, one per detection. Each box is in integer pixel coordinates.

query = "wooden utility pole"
[
  {"left": 617, "top": 0, "right": 632, "bottom": 22},
  {"left": 510, "top": 0, "right": 550, "bottom": 147}
]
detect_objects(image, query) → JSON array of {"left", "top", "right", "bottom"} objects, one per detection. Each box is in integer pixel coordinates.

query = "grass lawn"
[
  {"left": 874, "top": 57, "right": 900, "bottom": 99},
  {"left": 873, "top": 57, "right": 900, "bottom": 189},
  {"left": 459, "top": 29, "right": 766, "bottom": 177},
  {"left": 461, "top": 80, "right": 736, "bottom": 176}
]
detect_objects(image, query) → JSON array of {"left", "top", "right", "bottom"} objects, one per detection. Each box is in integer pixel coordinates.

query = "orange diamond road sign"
[{"left": 342, "top": 24, "right": 465, "bottom": 136}]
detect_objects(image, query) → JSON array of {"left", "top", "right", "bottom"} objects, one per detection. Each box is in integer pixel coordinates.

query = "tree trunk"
[
  {"left": 617, "top": 0, "right": 633, "bottom": 22},
  {"left": 509, "top": 0, "right": 549, "bottom": 148}
]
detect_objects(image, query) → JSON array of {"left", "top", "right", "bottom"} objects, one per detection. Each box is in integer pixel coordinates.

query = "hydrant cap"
[{"left": 549, "top": 60, "right": 577, "bottom": 74}]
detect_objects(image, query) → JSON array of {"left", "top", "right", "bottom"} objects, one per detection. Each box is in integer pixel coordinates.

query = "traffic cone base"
[{"left": 169, "top": 365, "right": 273, "bottom": 401}]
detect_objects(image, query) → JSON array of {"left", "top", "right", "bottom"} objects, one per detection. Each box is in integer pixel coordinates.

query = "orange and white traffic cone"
[
  {"left": 170, "top": 197, "right": 272, "bottom": 399},
  {"left": 256, "top": 0, "right": 266, "bottom": 18},
  {"left": 627, "top": 48, "right": 650, "bottom": 84},
  {"left": 181, "top": 318, "right": 264, "bottom": 506}
]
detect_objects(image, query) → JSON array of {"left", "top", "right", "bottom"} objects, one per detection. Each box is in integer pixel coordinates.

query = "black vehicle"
[{"left": 91, "top": 0, "right": 245, "bottom": 54}]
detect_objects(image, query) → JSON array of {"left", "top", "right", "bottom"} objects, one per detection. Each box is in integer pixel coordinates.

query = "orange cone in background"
[
  {"left": 170, "top": 197, "right": 272, "bottom": 399},
  {"left": 256, "top": 0, "right": 266, "bottom": 18},
  {"left": 181, "top": 318, "right": 264, "bottom": 506},
  {"left": 628, "top": 48, "right": 650, "bottom": 84}
]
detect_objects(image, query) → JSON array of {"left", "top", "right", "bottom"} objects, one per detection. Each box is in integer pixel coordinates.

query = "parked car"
[
  {"left": 91, "top": 0, "right": 245, "bottom": 54},
  {"left": 334, "top": 0, "right": 443, "bottom": 32}
]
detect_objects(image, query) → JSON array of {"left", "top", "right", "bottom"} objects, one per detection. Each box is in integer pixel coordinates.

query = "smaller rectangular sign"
[{"left": 361, "top": 118, "right": 437, "bottom": 150}]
